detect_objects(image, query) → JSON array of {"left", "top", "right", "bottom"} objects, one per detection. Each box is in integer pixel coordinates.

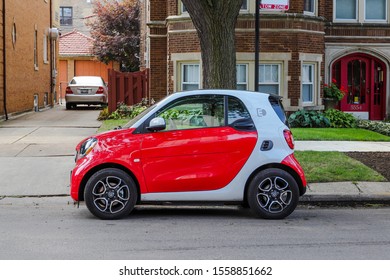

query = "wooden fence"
[{"left": 108, "top": 68, "right": 150, "bottom": 113}]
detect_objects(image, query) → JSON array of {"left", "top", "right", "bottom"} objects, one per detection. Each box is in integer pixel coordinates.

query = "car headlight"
[{"left": 76, "top": 137, "right": 97, "bottom": 161}]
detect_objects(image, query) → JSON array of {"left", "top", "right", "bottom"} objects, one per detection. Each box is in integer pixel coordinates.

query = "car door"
[{"left": 140, "top": 94, "right": 258, "bottom": 193}]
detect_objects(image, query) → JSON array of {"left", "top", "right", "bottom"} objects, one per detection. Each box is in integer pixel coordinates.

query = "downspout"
[
  {"left": 49, "top": 0, "right": 54, "bottom": 105},
  {"left": 3, "top": 0, "right": 8, "bottom": 120}
]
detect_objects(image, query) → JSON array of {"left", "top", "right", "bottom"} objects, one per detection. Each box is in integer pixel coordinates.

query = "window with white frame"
[
  {"left": 181, "top": 64, "right": 200, "bottom": 91},
  {"left": 365, "top": 0, "right": 386, "bottom": 21},
  {"left": 181, "top": 1, "right": 188, "bottom": 14},
  {"left": 43, "top": 35, "right": 49, "bottom": 64},
  {"left": 304, "top": 0, "right": 316, "bottom": 15},
  {"left": 236, "top": 64, "right": 248, "bottom": 90},
  {"left": 334, "top": 0, "right": 387, "bottom": 22},
  {"left": 302, "top": 64, "right": 315, "bottom": 103},
  {"left": 241, "top": 0, "right": 248, "bottom": 11},
  {"left": 259, "top": 64, "right": 280, "bottom": 95}
]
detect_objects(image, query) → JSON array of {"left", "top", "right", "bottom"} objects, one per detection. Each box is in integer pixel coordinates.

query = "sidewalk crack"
[
  {"left": 11, "top": 126, "right": 40, "bottom": 144},
  {"left": 352, "top": 182, "right": 363, "bottom": 194}
]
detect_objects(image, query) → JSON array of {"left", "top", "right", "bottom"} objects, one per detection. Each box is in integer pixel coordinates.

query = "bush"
[
  {"left": 288, "top": 109, "right": 330, "bottom": 128},
  {"left": 357, "top": 119, "right": 390, "bottom": 136},
  {"left": 97, "top": 99, "right": 149, "bottom": 121},
  {"left": 97, "top": 107, "right": 110, "bottom": 121},
  {"left": 324, "top": 109, "right": 357, "bottom": 128}
]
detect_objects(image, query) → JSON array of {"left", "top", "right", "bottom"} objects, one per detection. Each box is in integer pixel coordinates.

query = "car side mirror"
[{"left": 147, "top": 117, "right": 166, "bottom": 132}]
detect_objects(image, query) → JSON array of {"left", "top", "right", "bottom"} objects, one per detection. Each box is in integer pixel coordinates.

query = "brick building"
[
  {"left": 59, "top": 0, "right": 95, "bottom": 36},
  {"left": 140, "top": 0, "right": 390, "bottom": 120},
  {"left": 0, "top": 0, "right": 60, "bottom": 120}
]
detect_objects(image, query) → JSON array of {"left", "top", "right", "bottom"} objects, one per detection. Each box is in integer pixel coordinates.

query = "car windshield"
[{"left": 70, "top": 77, "right": 105, "bottom": 85}]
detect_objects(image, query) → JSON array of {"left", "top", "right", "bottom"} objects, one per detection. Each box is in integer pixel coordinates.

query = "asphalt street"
[{"left": 0, "top": 196, "right": 389, "bottom": 259}]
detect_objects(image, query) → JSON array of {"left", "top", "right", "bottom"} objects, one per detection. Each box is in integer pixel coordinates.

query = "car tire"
[
  {"left": 66, "top": 103, "right": 72, "bottom": 110},
  {"left": 84, "top": 168, "right": 138, "bottom": 220},
  {"left": 247, "top": 168, "right": 299, "bottom": 219}
]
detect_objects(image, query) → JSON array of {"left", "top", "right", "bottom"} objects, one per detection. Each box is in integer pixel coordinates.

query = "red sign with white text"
[{"left": 260, "top": 0, "right": 289, "bottom": 11}]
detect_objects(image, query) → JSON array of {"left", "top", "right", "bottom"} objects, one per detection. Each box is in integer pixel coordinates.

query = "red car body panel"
[
  {"left": 281, "top": 153, "right": 307, "bottom": 188},
  {"left": 140, "top": 127, "right": 258, "bottom": 192},
  {"left": 70, "top": 127, "right": 258, "bottom": 200}
]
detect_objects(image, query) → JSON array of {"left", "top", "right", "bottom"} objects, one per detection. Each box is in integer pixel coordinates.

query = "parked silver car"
[{"left": 65, "top": 76, "right": 108, "bottom": 110}]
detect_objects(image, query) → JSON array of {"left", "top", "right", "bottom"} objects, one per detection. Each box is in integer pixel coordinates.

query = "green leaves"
[
  {"left": 324, "top": 109, "right": 357, "bottom": 128},
  {"left": 288, "top": 109, "right": 330, "bottom": 128},
  {"left": 89, "top": 0, "right": 140, "bottom": 72}
]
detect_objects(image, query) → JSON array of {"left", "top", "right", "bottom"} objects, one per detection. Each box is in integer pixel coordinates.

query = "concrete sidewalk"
[
  {"left": 296, "top": 140, "right": 390, "bottom": 152},
  {"left": 0, "top": 107, "right": 389, "bottom": 204},
  {"left": 0, "top": 105, "right": 101, "bottom": 197}
]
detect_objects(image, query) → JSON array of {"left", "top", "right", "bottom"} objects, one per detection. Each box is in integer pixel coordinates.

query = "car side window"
[
  {"left": 228, "top": 96, "right": 251, "bottom": 125},
  {"left": 157, "top": 95, "right": 225, "bottom": 131}
]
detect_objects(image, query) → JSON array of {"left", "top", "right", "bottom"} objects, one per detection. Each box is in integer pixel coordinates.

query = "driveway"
[{"left": 0, "top": 106, "right": 101, "bottom": 196}]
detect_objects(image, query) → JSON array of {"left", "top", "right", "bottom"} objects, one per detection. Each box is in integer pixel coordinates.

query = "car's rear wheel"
[
  {"left": 66, "top": 103, "right": 72, "bottom": 110},
  {"left": 84, "top": 168, "right": 138, "bottom": 220},
  {"left": 247, "top": 168, "right": 299, "bottom": 219}
]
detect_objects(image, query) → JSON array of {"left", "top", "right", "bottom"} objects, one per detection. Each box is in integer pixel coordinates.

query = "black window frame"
[{"left": 60, "top": 6, "right": 73, "bottom": 26}]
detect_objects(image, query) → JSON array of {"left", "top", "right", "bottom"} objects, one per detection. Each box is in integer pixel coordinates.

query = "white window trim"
[
  {"left": 181, "top": 63, "right": 200, "bottom": 91},
  {"left": 258, "top": 63, "right": 282, "bottom": 96},
  {"left": 43, "top": 34, "right": 49, "bottom": 64},
  {"left": 180, "top": 1, "right": 188, "bottom": 15},
  {"left": 364, "top": 0, "right": 388, "bottom": 22},
  {"left": 299, "top": 53, "right": 323, "bottom": 107},
  {"left": 334, "top": 0, "right": 389, "bottom": 23},
  {"left": 302, "top": 63, "right": 316, "bottom": 105},
  {"left": 303, "top": 0, "right": 317, "bottom": 16},
  {"left": 240, "top": 0, "right": 249, "bottom": 13},
  {"left": 236, "top": 63, "right": 248, "bottom": 90},
  {"left": 334, "top": 0, "right": 358, "bottom": 22},
  {"left": 171, "top": 53, "right": 202, "bottom": 92}
]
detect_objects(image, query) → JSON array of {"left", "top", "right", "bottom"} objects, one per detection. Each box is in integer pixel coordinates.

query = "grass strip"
[
  {"left": 294, "top": 151, "right": 386, "bottom": 183},
  {"left": 292, "top": 128, "right": 390, "bottom": 141}
]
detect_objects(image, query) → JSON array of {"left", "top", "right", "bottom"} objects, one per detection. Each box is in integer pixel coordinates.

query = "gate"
[{"left": 108, "top": 69, "right": 150, "bottom": 113}]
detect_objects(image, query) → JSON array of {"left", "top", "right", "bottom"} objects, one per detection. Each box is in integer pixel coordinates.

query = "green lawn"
[
  {"left": 295, "top": 151, "right": 386, "bottom": 183},
  {"left": 98, "top": 118, "right": 131, "bottom": 132},
  {"left": 291, "top": 128, "right": 390, "bottom": 141}
]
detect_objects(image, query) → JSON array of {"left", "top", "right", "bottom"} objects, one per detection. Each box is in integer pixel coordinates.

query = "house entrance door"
[{"left": 332, "top": 54, "right": 386, "bottom": 120}]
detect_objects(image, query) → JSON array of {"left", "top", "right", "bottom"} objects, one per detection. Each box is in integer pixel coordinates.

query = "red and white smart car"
[{"left": 70, "top": 90, "right": 306, "bottom": 219}]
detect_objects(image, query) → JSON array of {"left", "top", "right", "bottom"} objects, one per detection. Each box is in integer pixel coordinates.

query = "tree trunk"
[{"left": 181, "top": 0, "right": 242, "bottom": 89}]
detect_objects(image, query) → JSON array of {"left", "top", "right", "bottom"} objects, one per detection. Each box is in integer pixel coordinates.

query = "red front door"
[{"left": 333, "top": 54, "right": 386, "bottom": 120}]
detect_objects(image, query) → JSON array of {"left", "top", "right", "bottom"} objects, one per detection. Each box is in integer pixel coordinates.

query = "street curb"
[{"left": 300, "top": 194, "right": 390, "bottom": 204}]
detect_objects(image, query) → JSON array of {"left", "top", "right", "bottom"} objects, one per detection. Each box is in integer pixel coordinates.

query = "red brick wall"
[
  {"left": 5, "top": 0, "right": 52, "bottom": 115},
  {"left": 149, "top": 36, "right": 168, "bottom": 101},
  {"left": 144, "top": 0, "right": 390, "bottom": 113},
  {"left": 0, "top": 0, "right": 4, "bottom": 117}
]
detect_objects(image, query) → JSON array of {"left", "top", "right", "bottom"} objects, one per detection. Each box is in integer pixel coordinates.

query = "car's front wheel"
[
  {"left": 84, "top": 168, "right": 138, "bottom": 219},
  {"left": 247, "top": 168, "right": 299, "bottom": 219}
]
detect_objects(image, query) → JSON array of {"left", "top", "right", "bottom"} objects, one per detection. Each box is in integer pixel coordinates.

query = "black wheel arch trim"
[
  {"left": 243, "top": 163, "right": 306, "bottom": 205},
  {"left": 78, "top": 163, "right": 140, "bottom": 203}
]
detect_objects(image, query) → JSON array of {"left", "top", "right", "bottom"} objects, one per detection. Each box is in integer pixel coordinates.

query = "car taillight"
[
  {"left": 96, "top": 87, "right": 104, "bottom": 94},
  {"left": 65, "top": 87, "right": 73, "bottom": 94},
  {"left": 283, "top": 129, "right": 295, "bottom": 149}
]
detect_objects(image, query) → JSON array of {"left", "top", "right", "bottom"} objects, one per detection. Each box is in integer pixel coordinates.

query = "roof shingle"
[{"left": 59, "top": 29, "right": 94, "bottom": 56}]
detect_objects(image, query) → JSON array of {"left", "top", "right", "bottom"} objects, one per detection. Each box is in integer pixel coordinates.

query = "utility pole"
[{"left": 254, "top": 0, "right": 261, "bottom": 92}]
